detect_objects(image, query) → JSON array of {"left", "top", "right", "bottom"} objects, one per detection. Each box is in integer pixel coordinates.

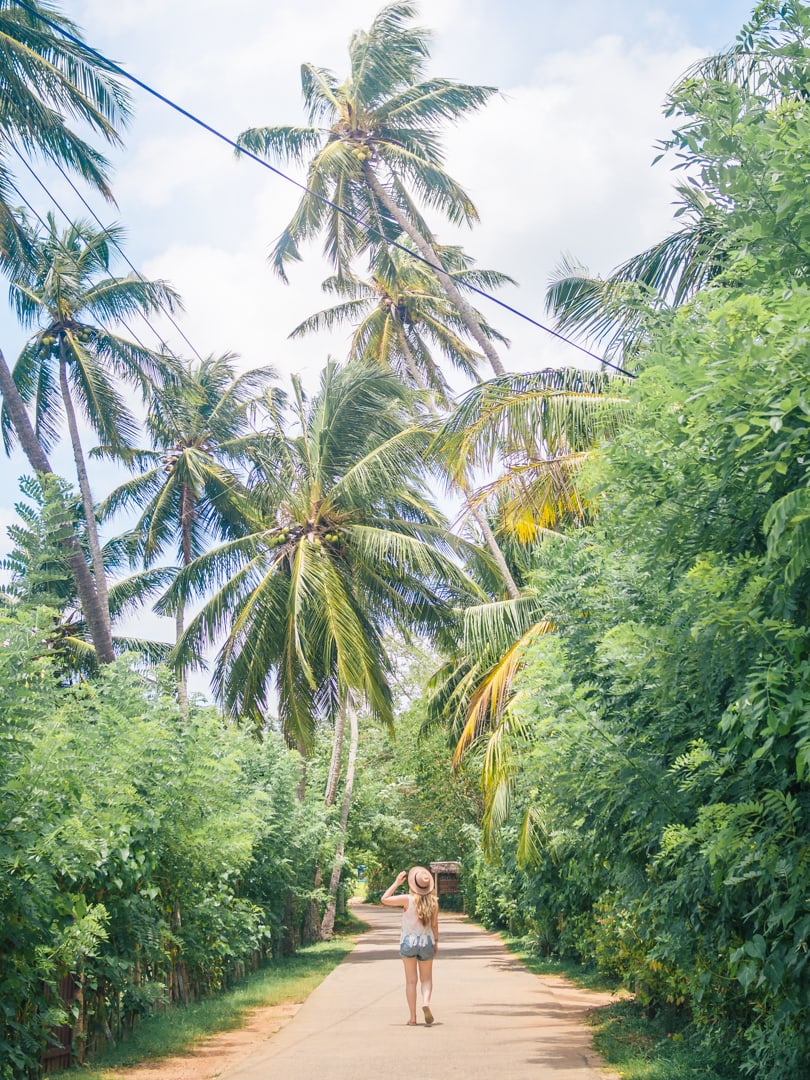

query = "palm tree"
[
  {"left": 236, "top": 1, "right": 507, "bottom": 375},
  {"left": 163, "top": 360, "right": 485, "bottom": 935},
  {"left": 426, "top": 367, "right": 629, "bottom": 846},
  {"left": 293, "top": 238, "right": 522, "bottom": 598},
  {"left": 4, "top": 213, "right": 180, "bottom": 647},
  {"left": 1, "top": 473, "right": 173, "bottom": 675},
  {"left": 291, "top": 241, "right": 512, "bottom": 401},
  {"left": 0, "top": 0, "right": 130, "bottom": 660},
  {"left": 99, "top": 353, "right": 277, "bottom": 711}
]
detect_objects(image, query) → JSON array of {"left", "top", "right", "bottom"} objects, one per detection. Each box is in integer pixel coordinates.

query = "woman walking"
[{"left": 381, "top": 866, "right": 439, "bottom": 1026}]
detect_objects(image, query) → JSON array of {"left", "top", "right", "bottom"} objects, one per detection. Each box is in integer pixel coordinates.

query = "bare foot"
[
  {"left": 407, "top": 1019, "right": 418, "bottom": 1026},
  {"left": 422, "top": 1006, "right": 434, "bottom": 1026}
]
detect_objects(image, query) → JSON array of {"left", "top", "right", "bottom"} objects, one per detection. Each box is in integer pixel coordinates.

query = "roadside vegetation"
[{"left": 55, "top": 932, "right": 360, "bottom": 1079}]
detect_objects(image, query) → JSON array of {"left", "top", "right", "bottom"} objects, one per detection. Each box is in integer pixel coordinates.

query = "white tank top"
[{"left": 400, "top": 895, "right": 434, "bottom": 947}]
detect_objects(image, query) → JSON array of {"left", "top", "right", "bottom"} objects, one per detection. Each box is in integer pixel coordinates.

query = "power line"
[
  {"left": 5, "top": 174, "right": 156, "bottom": 370},
  {"left": 46, "top": 154, "right": 205, "bottom": 364},
  {"left": 6, "top": 138, "right": 199, "bottom": 367},
  {"left": 6, "top": 153, "right": 153, "bottom": 357},
  {"left": 14, "top": 0, "right": 636, "bottom": 380}
]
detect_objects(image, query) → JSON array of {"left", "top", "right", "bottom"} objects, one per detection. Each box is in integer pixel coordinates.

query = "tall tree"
[
  {"left": 167, "top": 360, "right": 482, "bottom": 733},
  {"left": 292, "top": 238, "right": 522, "bottom": 597},
  {"left": 426, "top": 366, "right": 628, "bottom": 841},
  {"left": 0, "top": 0, "right": 130, "bottom": 660},
  {"left": 4, "top": 214, "right": 179, "bottom": 647},
  {"left": 1, "top": 473, "right": 173, "bottom": 674},
  {"left": 100, "top": 353, "right": 277, "bottom": 711},
  {"left": 236, "top": 1, "right": 507, "bottom": 375},
  {"left": 291, "top": 242, "right": 512, "bottom": 402},
  {"left": 164, "top": 361, "right": 484, "bottom": 934}
]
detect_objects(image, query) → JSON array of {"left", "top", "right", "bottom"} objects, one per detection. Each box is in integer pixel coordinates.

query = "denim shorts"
[{"left": 400, "top": 938, "right": 435, "bottom": 961}]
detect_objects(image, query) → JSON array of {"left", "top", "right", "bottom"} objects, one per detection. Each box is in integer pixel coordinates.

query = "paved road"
[{"left": 223, "top": 904, "right": 619, "bottom": 1079}]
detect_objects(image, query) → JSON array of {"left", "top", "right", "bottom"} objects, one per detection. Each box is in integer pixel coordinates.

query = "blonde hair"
[{"left": 412, "top": 891, "right": 438, "bottom": 926}]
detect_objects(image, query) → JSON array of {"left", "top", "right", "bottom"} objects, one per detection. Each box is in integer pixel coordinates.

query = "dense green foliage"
[
  {"left": 0, "top": 608, "right": 325, "bottom": 1077},
  {"left": 346, "top": 652, "right": 482, "bottom": 900},
  {"left": 458, "top": 6, "right": 810, "bottom": 1076}
]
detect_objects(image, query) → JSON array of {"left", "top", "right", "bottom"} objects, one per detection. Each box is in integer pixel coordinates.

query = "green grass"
[
  {"left": 56, "top": 916, "right": 365, "bottom": 1079},
  {"left": 497, "top": 933, "right": 734, "bottom": 1079},
  {"left": 497, "top": 931, "right": 616, "bottom": 992},
  {"left": 588, "top": 1000, "right": 736, "bottom": 1079}
]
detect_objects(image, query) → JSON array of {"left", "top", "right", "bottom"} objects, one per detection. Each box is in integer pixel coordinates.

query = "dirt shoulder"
[{"left": 105, "top": 1000, "right": 302, "bottom": 1080}]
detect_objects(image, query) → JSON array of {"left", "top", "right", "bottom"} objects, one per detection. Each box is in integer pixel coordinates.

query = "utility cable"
[
  {"left": 44, "top": 152, "right": 205, "bottom": 364},
  {"left": 7, "top": 141, "right": 178, "bottom": 358},
  {"left": 15, "top": 0, "right": 636, "bottom": 380},
  {"left": 5, "top": 173, "right": 156, "bottom": 373}
]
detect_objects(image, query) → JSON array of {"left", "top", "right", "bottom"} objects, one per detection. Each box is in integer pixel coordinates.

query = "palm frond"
[
  {"left": 376, "top": 78, "right": 498, "bottom": 128},
  {"left": 453, "top": 620, "right": 553, "bottom": 763},
  {"left": 236, "top": 123, "right": 323, "bottom": 165},
  {"left": 463, "top": 594, "right": 548, "bottom": 658},
  {"left": 112, "top": 636, "right": 172, "bottom": 663},
  {"left": 437, "top": 368, "right": 627, "bottom": 472},
  {"left": 107, "top": 567, "right": 177, "bottom": 619},
  {"left": 349, "top": 2, "right": 428, "bottom": 107},
  {"left": 516, "top": 805, "right": 547, "bottom": 869}
]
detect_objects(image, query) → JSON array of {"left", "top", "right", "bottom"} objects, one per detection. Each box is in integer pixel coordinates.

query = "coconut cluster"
[{"left": 37, "top": 327, "right": 93, "bottom": 357}]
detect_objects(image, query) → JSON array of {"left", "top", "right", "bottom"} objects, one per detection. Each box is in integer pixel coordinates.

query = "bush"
[{"left": 0, "top": 611, "right": 325, "bottom": 1074}]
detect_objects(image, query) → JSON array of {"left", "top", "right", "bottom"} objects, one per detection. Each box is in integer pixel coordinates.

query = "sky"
[{"left": 0, "top": 0, "right": 755, "bottom": 684}]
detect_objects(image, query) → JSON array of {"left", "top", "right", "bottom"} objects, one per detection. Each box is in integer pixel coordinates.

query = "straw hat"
[{"left": 408, "top": 866, "right": 434, "bottom": 895}]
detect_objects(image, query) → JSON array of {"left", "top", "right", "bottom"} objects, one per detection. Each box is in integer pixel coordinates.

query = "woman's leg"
[
  {"left": 401, "top": 957, "right": 418, "bottom": 1023},
  {"left": 418, "top": 958, "right": 434, "bottom": 1023}
]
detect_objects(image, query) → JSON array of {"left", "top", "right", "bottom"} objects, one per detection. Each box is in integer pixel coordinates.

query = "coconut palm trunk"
[
  {"left": 467, "top": 494, "right": 520, "bottom": 599},
  {"left": 324, "top": 706, "right": 347, "bottom": 808},
  {"left": 58, "top": 345, "right": 113, "bottom": 644},
  {"left": 364, "top": 171, "right": 518, "bottom": 596},
  {"left": 175, "top": 607, "right": 189, "bottom": 716},
  {"left": 295, "top": 737, "right": 309, "bottom": 800},
  {"left": 391, "top": 310, "right": 436, "bottom": 391},
  {"left": 364, "top": 163, "right": 505, "bottom": 377},
  {"left": 393, "top": 317, "right": 520, "bottom": 598},
  {"left": 0, "top": 345, "right": 115, "bottom": 661},
  {"left": 176, "top": 484, "right": 196, "bottom": 717},
  {"left": 321, "top": 703, "right": 359, "bottom": 940},
  {"left": 306, "top": 706, "right": 347, "bottom": 943},
  {"left": 0, "top": 349, "right": 51, "bottom": 476}
]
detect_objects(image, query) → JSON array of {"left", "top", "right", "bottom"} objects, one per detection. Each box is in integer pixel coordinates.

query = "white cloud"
[
  {"left": 140, "top": 239, "right": 352, "bottom": 382},
  {"left": 116, "top": 130, "right": 235, "bottom": 209},
  {"left": 424, "top": 34, "right": 702, "bottom": 371}
]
